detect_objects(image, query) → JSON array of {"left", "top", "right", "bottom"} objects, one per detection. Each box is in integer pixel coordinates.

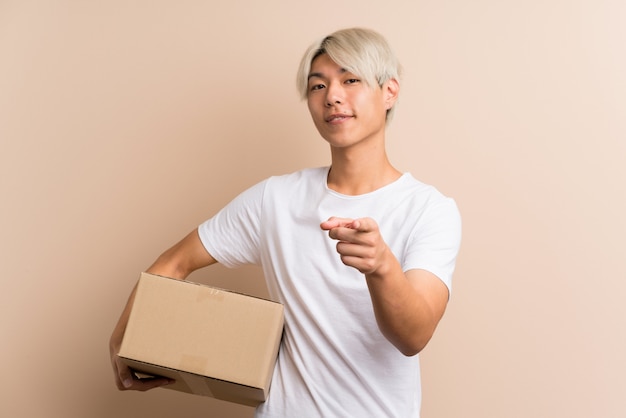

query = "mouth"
[{"left": 325, "top": 113, "right": 353, "bottom": 124}]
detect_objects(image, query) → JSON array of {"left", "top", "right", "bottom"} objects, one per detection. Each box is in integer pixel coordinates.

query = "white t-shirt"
[{"left": 198, "top": 167, "right": 461, "bottom": 418}]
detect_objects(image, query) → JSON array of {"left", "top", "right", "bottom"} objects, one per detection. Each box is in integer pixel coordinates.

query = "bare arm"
[
  {"left": 366, "top": 266, "right": 448, "bottom": 356},
  {"left": 109, "top": 229, "right": 217, "bottom": 390},
  {"left": 321, "top": 217, "right": 449, "bottom": 356}
]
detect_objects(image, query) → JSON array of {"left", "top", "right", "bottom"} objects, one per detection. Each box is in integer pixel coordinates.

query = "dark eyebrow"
[{"left": 307, "top": 68, "right": 348, "bottom": 81}]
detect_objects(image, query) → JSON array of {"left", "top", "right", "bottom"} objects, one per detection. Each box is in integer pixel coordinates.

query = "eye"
[
  {"left": 345, "top": 78, "right": 360, "bottom": 84},
  {"left": 309, "top": 83, "right": 326, "bottom": 91}
]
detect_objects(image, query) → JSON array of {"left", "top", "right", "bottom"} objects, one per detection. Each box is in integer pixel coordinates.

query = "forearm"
[
  {"left": 110, "top": 228, "right": 216, "bottom": 390},
  {"left": 320, "top": 216, "right": 448, "bottom": 356},
  {"left": 110, "top": 284, "right": 136, "bottom": 351},
  {"left": 111, "top": 229, "right": 215, "bottom": 354},
  {"left": 146, "top": 229, "right": 217, "bottom": 279},
  {"left": 365, "top": 249, "right": 447, "bottom": 356}
]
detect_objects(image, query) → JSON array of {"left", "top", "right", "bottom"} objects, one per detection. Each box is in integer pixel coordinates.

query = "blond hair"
[{"left": 296, "top": 28, "right": 402, "bottom": 121}]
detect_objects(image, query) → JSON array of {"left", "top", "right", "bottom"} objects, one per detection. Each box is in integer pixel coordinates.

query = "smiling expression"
[{"left": 306, "top": 53, "right": 398, "bottom": 151}]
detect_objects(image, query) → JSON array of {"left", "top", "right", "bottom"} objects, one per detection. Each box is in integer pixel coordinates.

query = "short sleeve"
[
  {"left": 403, "top": 197, "right": 462, "bottom": 292},
  {"left": 197, "top": 180, "right": 267, "bottom": 268}
]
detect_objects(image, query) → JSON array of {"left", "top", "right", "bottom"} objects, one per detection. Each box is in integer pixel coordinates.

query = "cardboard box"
[{"left": 118, "top": 272, "right": 284, "bottom": 406}]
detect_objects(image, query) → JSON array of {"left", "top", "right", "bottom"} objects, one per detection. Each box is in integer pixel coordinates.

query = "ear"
[{"left": 382, "top": 78, "right": 400, "bottom": 110}]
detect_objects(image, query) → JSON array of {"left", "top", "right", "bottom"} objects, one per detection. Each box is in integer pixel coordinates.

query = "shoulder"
[
  {"left": 398, "top": 174, "right": 458, "bottom": 209},
  {"left": 265, "top": 166, "right": 329, "bottom": 191},
  {"left": 231, "top": 167, "right": 326, "bottom": 198},
  {"left": 268, "top": 166, "right": 328, "bottom": 183},
  {"left": 393, "top": 175, "right": 462, "bottom": 234}
]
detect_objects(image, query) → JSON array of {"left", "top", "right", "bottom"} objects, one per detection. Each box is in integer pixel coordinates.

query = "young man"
[{"left": 110, "top": 27, "right": 461, "bottom": 417}]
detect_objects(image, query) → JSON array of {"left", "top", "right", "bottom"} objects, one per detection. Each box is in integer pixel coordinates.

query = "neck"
[{"left": 327, "top": 147, "right": 401, "bottom": 195}]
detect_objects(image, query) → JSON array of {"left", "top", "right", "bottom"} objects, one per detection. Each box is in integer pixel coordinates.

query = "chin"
[{"left": 324, "top": 138, "right": 356, "bottom": 149}]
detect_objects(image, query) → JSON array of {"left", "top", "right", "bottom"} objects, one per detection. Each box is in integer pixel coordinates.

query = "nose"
[{"left": 325, "top": 83, "right": 343, "bottom": 107}]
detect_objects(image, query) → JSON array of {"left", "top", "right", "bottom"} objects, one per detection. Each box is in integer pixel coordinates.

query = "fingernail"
[{"left": 123, "top": 377, "right": 133, "bottom": 388}]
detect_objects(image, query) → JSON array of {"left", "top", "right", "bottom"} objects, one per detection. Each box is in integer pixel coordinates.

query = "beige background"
[{"left": 1, "top": 1, "right": 624, "bottom": 417}]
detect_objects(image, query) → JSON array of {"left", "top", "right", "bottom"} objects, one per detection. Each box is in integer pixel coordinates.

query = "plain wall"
[{"left": 1, "top": 1, "right": 624, "bottom": 417}]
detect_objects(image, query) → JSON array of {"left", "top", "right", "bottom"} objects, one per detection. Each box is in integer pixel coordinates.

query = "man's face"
[{"left": 306, "top": 54, "right": 396, "bottom": 150}]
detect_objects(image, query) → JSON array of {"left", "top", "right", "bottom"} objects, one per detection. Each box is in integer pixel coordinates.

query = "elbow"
[
  {"left": 392, "top": 333, "right": 433, "bottom": 357},
  {"left": 398, "top": 340, "right": 428, "bottom": 357},
  {"left": 378, "top": 323, "right": 435, "bottom": 356},
  {"left": 400, "top": 347, "right": 421, "bottom": 357}
]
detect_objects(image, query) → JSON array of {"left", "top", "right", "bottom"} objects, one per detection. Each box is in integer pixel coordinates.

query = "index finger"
[{"left": 320, "top": 217, "right": 356, "bottom": 230}]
